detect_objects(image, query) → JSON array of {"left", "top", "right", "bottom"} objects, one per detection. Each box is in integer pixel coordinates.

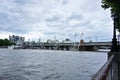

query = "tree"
[
  {"left": 101, "top": 0, "right": 120, "bottom": 32},
  {"left": 0, "top": 39, "right": 15, "bottom": 47}
]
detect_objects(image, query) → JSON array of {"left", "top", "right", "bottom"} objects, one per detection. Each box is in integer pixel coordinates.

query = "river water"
[{"left": 0, "top": 49, "right": 107, "bottom": 80}]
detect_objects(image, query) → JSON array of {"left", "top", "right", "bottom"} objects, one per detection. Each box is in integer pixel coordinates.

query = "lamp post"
[
  {"left": 111, "top": 13, "right": 118, "bottom": 52},
  {"left": 118, "top": 33, "right": 120, "bottom": 45}
]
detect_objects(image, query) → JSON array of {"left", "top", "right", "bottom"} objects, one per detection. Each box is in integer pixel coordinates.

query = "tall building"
[{"left": 9, "top": 35, "right": 25, "bottom": 45}]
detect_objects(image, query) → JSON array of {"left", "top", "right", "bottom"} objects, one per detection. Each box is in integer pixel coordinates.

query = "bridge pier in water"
[{"left": 79, "top": 46, "right": 98, "bottom": 51}]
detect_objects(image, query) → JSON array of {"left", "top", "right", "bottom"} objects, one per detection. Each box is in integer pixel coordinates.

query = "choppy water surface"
[{"left": 0, "top": 49, "right": 107, "bottom": 80}]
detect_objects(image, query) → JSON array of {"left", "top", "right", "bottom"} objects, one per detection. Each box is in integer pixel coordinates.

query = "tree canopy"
[
  {"left": 101, "top": 0, "right": 120, "bottom": 32},
  {"left": 0, "top": 39, "right": 15, "bottom": 47}
]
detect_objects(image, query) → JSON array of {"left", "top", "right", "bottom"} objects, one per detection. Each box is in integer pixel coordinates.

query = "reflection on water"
[{"left": 0, "top": 49, "right": 107, "bottom": 80}]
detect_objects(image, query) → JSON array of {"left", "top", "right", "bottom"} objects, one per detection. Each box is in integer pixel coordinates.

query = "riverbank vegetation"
[{"left": 0, "top": 39, "right": 15, "bottom": 47}]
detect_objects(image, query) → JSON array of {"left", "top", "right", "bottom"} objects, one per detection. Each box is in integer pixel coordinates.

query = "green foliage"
[
  {"left": 0, "top": 39, "right": 15, "bottom": 47},
  {"left": 101, "top": 0, "right": 120, "bottom": 32}
]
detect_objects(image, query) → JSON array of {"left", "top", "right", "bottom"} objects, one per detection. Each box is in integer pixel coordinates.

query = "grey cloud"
[
  {"left": 0, "top": 0, "right": 112, "bottom": 41},
  {"left": 44, "top": 32, "right": 58, "bottom": 35},
  {"left": 45, "top": 15, "right": 61, "bottom": 22},
  {"left": 14, "top": 0, "right": 27, "bottom": 5},
  {"left": 69, "top": 20, "right": 92, "bottom": 28},
  {"left": 0, "top": 24, "right": 28, "bottom": 34},
  {"left": 67, "top": 13, "right": 83, "bottom": 20},
  {"left": 0, "top": 13, "right": 27, "bottom": 33},
  {"left": 44, "top": 32, "right": 67, "bottom": 37},
  {"left": 45, "top": 13, "right": 85, "bottom": 28},
  {"left": 0, "top": 13, "right": 9, "bottom": 24},
  {"left": 61, "top": 0, "right": 69, "bottom": 5}
]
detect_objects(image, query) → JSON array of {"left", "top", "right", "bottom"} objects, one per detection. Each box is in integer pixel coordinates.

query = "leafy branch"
[{"left": 101, "top": 0, "right": 120, "bottom": 32}]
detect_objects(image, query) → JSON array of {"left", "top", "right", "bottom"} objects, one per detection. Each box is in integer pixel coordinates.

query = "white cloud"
[{"left": 0, "top": 0, "right": 113, "bottom": 42}]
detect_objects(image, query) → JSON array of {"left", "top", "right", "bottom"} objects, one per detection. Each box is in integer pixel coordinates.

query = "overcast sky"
[{"left": 0, "top": 0, "right": 115, "bottom": 42}]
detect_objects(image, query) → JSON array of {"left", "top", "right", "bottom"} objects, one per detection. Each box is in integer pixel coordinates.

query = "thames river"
[{"left": 0, "top": 49, "right": 107, "bottom": 80}]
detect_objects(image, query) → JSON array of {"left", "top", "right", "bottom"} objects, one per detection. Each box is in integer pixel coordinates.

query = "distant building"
[{"left": 9, "top": 35, "right": 25, "bottom": 45}]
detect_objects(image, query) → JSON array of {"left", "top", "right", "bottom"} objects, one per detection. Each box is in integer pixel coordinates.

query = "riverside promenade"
[
  {"left": 91, "top": 11, "right": 120, "bottom": 80},
  {"left": 91, "top": 51, "right": 120, "bottom": 80}
]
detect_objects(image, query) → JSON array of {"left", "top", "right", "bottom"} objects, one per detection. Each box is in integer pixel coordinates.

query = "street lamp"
[
  {"left": 118, "top": 33, "right": 120, "bottom": 45},
  {"left": 111, "top": 13, "right": 118, "bottom": 52}
]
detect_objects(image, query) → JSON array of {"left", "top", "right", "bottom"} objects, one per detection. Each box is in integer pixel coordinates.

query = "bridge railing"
[{"left": 91, "top": 54, "right": 117, "bottom": 80}]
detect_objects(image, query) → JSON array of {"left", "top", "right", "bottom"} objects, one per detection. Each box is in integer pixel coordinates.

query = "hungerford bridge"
[{"left": 23, "top": 41, "right": 112, "bottom": 51}]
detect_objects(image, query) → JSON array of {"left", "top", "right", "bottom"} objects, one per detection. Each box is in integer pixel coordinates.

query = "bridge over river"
[{"left": 23, "top": 41, "right": 112, "bottom": 51}]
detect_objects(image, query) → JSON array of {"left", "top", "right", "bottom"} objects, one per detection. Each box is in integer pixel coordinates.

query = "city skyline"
[{"left": 0, "top": 0, "right": 116, "bottom": 42}]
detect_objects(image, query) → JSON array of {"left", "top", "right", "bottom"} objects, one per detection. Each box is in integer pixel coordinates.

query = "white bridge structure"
[
  {"left": 81, "top": 42, "right": 112, "bottom": 46},
  {"left": 23, "top": 41, "right": 112, "bottom": 51}
]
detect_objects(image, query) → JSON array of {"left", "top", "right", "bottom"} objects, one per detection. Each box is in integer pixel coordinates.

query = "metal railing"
[{"left": 91, "top": 54, "right": 117, "bottom": 80}]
